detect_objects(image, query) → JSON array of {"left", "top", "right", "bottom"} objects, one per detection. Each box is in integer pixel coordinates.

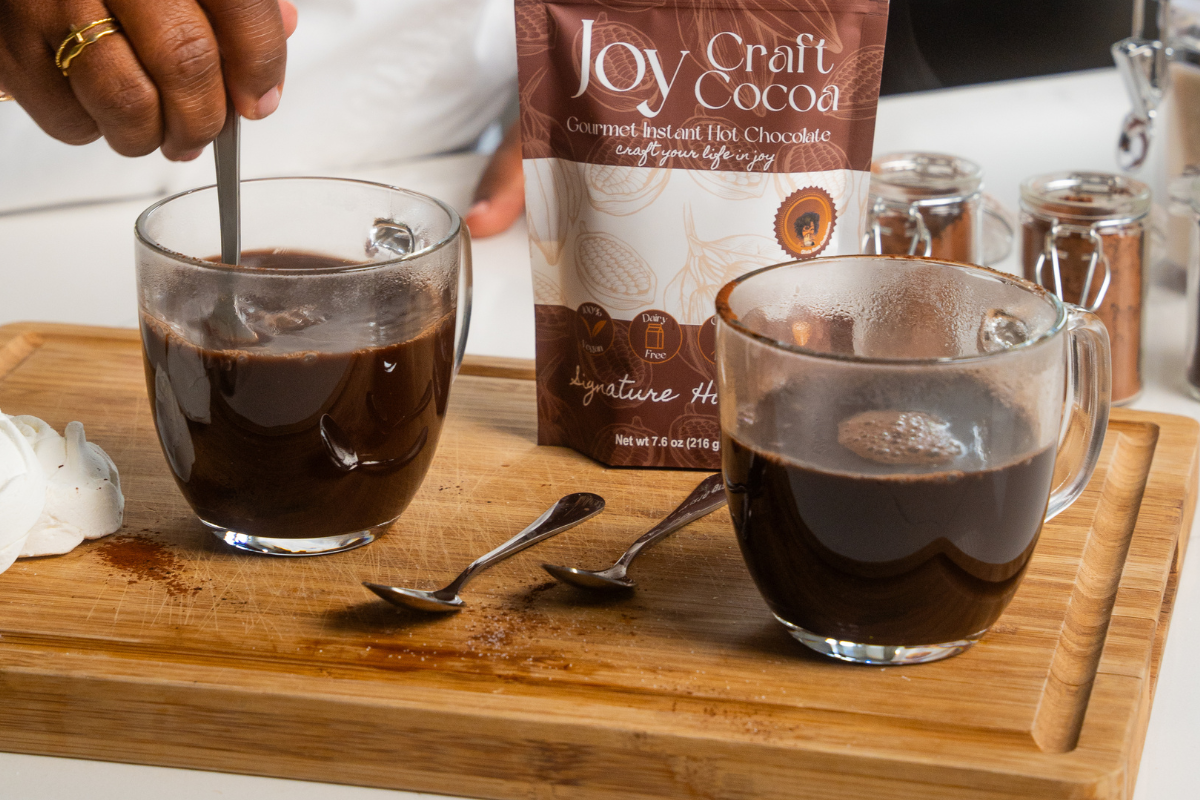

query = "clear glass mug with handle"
[
  {"left": 136, "top": 177, "right": 472, "bottom": 556},
  {"left": 715, "top": 256, "right": 1110, "bottom": 665}
]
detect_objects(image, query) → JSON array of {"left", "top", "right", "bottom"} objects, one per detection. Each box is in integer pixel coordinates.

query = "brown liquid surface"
[
  {"left": 142, "top": 250, "right": 455, "bottom": 539},
  {"left": 723, "top": 376, "right": 1055, "bottom": 646}
]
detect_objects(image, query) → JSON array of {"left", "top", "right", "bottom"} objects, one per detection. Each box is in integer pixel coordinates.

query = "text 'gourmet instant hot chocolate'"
[{"left": 517, "top": 0, "right": 890, "bottom": 468}]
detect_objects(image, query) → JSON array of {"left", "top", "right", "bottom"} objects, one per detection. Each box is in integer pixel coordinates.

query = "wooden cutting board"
[{"left": 0, "top": 322, "right": 1194, "bottom": 800}]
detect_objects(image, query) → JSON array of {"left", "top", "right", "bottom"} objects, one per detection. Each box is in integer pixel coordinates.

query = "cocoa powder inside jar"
[
  {"left": 1019, "top": 172, "right": 1150, "bottom": 406},
  {"left": 867, "top": 153, "right": 983, "bottom": 264},
  {"left": 1021, "top": 219, "right": 1145, "bottom": 404},
  {"left": 873, "top": 203, "right": 978, "bottom": 262}
]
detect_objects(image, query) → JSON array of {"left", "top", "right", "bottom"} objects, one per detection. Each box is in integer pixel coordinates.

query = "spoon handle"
[
  {"left": 444, "top": 492, "right": 605, "bottom": 596},
  {"left": 214, "top": 98, "right": 240, "bottom": 266},
  {"left": 616, "top": 473, "right": 726, "bottom": 568}
]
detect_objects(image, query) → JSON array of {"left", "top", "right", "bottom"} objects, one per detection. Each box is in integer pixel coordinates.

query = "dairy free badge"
[{"left": 629, "top": 309, "right": 682, "bottom": 363}]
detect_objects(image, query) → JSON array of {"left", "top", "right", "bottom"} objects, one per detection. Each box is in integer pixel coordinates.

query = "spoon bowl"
[
  {"left": 365, "top": 492, "right": 604, "bottom": 613},
  {"left": 541, "top": 563, "right": 635, "bottom": 591},
  {"left": 543, "top": 474, "right": 726, "bottom": 593},
  {"left": 363, "top": 584, "right": 465, "bottom": 612}
]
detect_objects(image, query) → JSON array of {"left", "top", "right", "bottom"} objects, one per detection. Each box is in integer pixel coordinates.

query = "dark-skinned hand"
[
  {"left": 0, "top": 0, "right": 298, "bottom": 161},
  {"left": 465, "top": 120, "right": 526, "bottom": 238}
]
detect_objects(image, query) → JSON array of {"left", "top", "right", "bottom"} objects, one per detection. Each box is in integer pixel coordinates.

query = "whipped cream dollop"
[{"left": 0, "top": 410, "right": 124, "bottom": 574}]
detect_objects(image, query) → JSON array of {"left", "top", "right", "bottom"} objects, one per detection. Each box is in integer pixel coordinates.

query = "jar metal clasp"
[
  {"left": 862, "top": 197, "right": 933, "bottom": 258},
  {"left": 1033, "top": 222, "right": 1112, "bottom": 313}
]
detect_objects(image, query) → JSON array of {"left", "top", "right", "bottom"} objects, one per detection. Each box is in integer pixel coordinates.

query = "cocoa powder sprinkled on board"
[{"left": 95, "top": 534, "right": 197, "bottom": 597}]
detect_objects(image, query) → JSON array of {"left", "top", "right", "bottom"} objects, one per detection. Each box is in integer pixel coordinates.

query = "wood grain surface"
[{"left": 0, "top": 322, "right": 1194, "bottom": 800}]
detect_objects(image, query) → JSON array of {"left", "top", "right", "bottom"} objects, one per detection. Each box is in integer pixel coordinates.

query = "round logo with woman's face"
[{"left": 774, "top": 186, "right": 836, "bottom": 259}]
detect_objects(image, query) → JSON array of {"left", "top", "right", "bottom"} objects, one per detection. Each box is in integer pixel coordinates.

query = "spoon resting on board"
[
  {"left": 542, "top": 473, "right": 727, "bottom": 592},
  {"left": 364, "top": 492, "right": 606, "bottom": 613}
]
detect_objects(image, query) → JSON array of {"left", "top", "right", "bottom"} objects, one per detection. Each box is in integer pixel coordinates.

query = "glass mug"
[
  {"left": 715, "top": 256, "right": 1111, "bottom": 665},
  {"left": 136, "top": 178, "right": 472, "bottom": 556}
]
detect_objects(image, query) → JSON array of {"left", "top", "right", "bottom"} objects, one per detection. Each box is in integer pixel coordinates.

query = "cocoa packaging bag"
[{"left": 517, "top": 0, "right": 890, "bottom": 468}]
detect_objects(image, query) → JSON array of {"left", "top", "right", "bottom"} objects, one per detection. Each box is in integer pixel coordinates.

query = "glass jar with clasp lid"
[
  {"left": 1020, "top": 171, "right": 1151, "bottom": 405},
  {"left": 1184, "top": 175, "right": 1200, "bottom": 397},
  {"left": 1114, "top": 0, "right": 1200, "bottom": 271},
  {"left": 862, "top": 152, "right": 1013, "bottom": 266}
]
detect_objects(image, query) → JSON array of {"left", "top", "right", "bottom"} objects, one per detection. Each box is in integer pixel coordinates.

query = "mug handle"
[
  {"left": 1045, "top": 306, "right": 1112, "bottom": 520},
  {"left": 981, "top": 193, "right": 1015, "bottom": 266},
  {"left": 453, "top": 224, "right": 474, "bottom": 379}
]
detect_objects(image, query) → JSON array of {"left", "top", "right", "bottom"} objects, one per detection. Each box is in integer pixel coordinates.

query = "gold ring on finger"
[
  {"left": 0, "top": 91, "right": 15, "bottom": 102},
  {"left": 55, "top": 18, "right": 123, "bottom": 78}
]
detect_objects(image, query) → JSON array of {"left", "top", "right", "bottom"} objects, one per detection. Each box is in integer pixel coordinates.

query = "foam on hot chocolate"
[{"left": 837, "top": 410, "right": 966, "bottom": 466}]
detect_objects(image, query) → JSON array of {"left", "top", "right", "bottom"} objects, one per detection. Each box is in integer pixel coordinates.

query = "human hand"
[
  {"left": 0, "top": 0, "right": 298, "bottom": 161},
  {"left": 465, "top": 121, "right": 526, "bottom": 238}
]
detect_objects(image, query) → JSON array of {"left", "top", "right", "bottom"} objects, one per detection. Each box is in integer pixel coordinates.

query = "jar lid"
[
  {"left": 1020, "top": 171, "right": 1151, "bottom": 223},
  {"left": 1168, "top": 2, "right": 1200, "bottom": 52},
  {"left": 870, "top": 152, "right": 983, "bottom": 202}
]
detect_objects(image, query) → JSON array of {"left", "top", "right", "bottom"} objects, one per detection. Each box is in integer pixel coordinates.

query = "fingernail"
[
  {"left": 467, "top": 200, "right": 491, "bottom": 219},
  {"left": 252, "top": 86, "right": 281, "bottom": 119}
]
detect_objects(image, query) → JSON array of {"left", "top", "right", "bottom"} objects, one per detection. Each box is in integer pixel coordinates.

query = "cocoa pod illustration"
[
  {"left": 825, "top": 45, "right": 885, "bottom": 121},
  {"left": 532, "top": 270, "right": 567, "bottom": 306},
  {"left": 679, "top": 3, "right": 843, "bottom": 118},
  {"left": 597, "top": 0, "right": 666, "bottom": 10},
  {"left": 681, "top": 3, "right": 843, "bottom": 56},
  {"left": 520, "top": 65, "right": 575, "bottom": 161},
  {"left": 666, "top": 206, "right": 782, "bottom": 323},
  {"left": 676, "top": 315, "right": 717, "bottom": 383},
  {"left": 777, "top": 139, "right": 850, "bottom": 174},
  {"left": 515, "top": 0, "right": 553, "bottom": 58},
  {"left": 584, "top": 141, "right": 671, "bottom": 218},
  {"left": 792, "top": 0, "right": 844, "bottom": 53},
  {"left": 679, "top": 114, "right": 769, "bottom": 200},
  {"left": 526, "top": 158, "right": 583, "bottom": 267},
  {"left": 535, "top": 303, "right": 575, "bottom": 345},
  {"left": 668, "top": 409, "right": 722, "bottom": 469},
  {"left": 575, "top": 230, "right": 656, "bottom": 311},
  {"left": 572, "top": 13, "right": 660, "bottom": 114},
  {"left": 590, "top": 416, "right": 668, "bottom": 467},
  {"left": 535, "top": 351, "right": 574, "bottom": 445},
  {"left": 774, "top": 139, "right": 851, "bottom": 201},
  {"left": 576, "top": 318, "right": 653, "bottom": 407},
  {"left": 692, "top": 170, "right": 769, "bottom": 201}
]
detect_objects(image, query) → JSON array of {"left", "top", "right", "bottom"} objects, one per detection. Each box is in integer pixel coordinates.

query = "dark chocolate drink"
[
  {"left": 141, "top": 250, "right": 455, "bottom": 539},
  {"left": 723, "top": 374, "right": 1056, "bottom": 646}
]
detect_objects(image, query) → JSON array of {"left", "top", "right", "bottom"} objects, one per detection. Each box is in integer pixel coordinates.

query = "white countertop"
[{"left": 1, "top": 68, "right": 1197, "bottom": 799}]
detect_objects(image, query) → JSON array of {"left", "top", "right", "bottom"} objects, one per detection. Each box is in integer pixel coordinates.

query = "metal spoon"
[
  {"left": 542, "top": 473, "right": 726, "bottom": 592},
  {"left": 209, "top": 98, "right": 258, "bottom": 344},
  {"left": 214, "top": 98, "right": 240, "bottom": 267},
  {"left": 364, "top": 492, "right": 605, "bottom": 613}
]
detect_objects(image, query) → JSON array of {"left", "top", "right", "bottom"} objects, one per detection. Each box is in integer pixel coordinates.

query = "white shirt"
[{"left": 0, "top": 0, "right": 518, "bottom": 214}]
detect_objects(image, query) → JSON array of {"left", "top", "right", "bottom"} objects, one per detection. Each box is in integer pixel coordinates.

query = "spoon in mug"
[
  {"left": 364, "top": 492, "right": 605, "bottom": 613},
  {"left": 542, "top": 473, "right": 726, "bottom": 592},
  {"left": 209, "top": 97, "right": 260, "bottom": 345}
]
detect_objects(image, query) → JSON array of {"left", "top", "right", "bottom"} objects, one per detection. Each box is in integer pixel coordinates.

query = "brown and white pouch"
[{"left": 517, "top": 0, "right": 890, "bottom": 468}]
